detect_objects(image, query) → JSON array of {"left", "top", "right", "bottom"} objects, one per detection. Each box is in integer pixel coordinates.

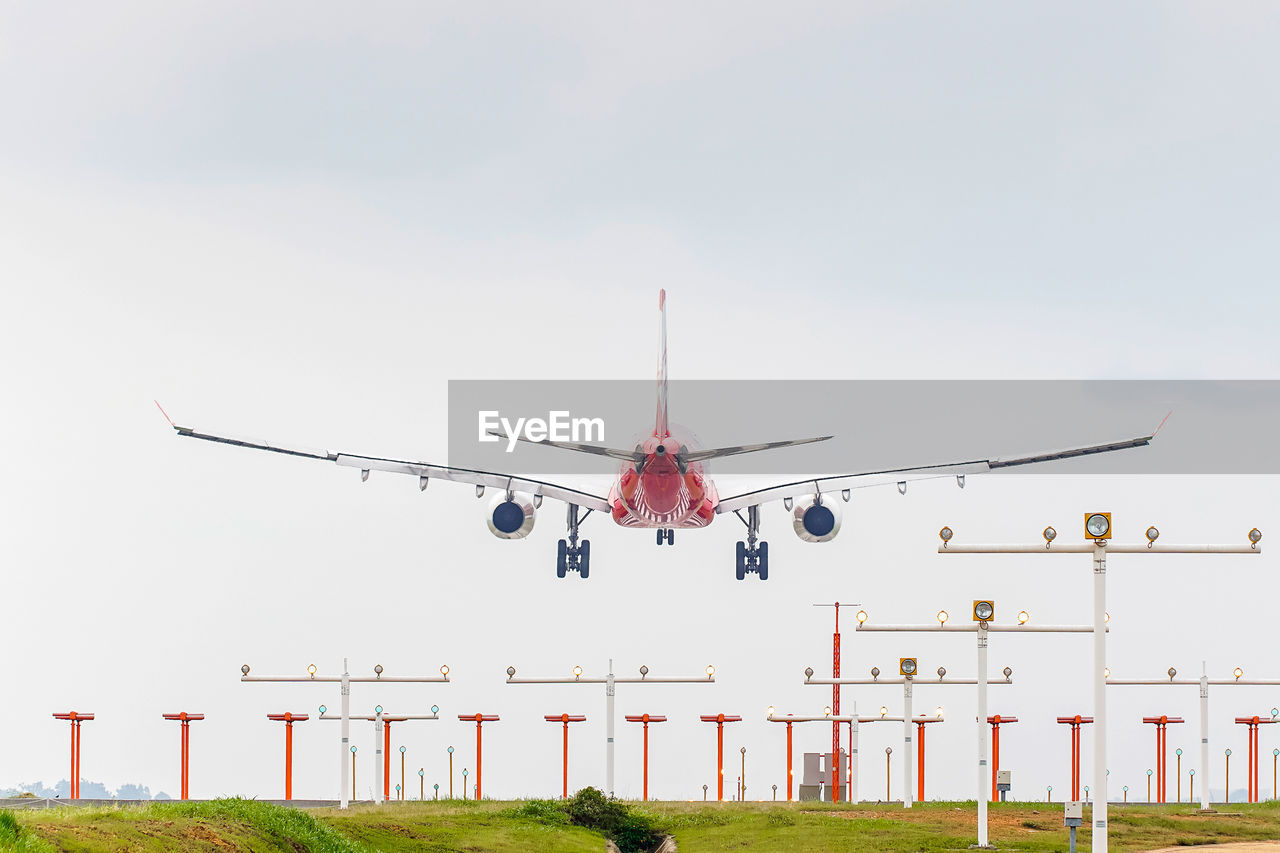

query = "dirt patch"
[{"left": 1143, "top": 844, "right": 1280, "bottom": 853}]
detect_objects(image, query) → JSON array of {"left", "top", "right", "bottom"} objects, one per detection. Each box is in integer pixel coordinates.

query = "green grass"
[
  {"left": 9, "top": 797, "right": 1280, "bottom": 852},
  {"left": 6, "top": 798, "right": 369, "bottom": 852}
]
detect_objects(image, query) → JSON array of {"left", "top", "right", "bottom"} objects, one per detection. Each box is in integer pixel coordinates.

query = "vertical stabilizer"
[{"left": 656, "top": 289, "right": 669, "bottom": 438}]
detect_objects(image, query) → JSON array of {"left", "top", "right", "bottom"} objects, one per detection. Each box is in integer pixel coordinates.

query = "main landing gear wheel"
[
  {"left": 655, "top": 528, "right": 675, "bottom": 545},
  {"left": 558, "top": 503, "right": 592, "bottom": 578},
  {"left": 733, "top": 506, "right": 769, "bottom": 581}
]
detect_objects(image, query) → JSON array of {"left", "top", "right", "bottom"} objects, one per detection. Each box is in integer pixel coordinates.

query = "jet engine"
[
  {"left": 791, "top": 494, "right": 841, "bottom": 543},
  {"left": 487, "top": 492, "right": 537, "bottom": 539}
]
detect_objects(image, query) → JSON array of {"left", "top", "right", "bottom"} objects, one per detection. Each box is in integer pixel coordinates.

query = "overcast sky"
[{"left": 2, "top": 2, "right": 1278, "bottom": 805}]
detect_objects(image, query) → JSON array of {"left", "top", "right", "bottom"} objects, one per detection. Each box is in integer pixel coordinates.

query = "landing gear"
[
  {"left": 733, "top": 506, "right": 769, "bottom": 581},
  {"left": 557, "top": 504, "right": 592, "bottom": 578},
  {"left": 655, "top": 528, "right": 675, "bottom": 545}
]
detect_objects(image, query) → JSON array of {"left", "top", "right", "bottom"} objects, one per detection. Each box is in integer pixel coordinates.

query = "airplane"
[{"left": 162, "top": 290, "right": 1155, "bottom": 581}]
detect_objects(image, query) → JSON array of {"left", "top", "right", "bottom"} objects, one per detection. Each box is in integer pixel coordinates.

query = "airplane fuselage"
[{"left": 608, "top": 431, "right": 719, "bottom": 528}]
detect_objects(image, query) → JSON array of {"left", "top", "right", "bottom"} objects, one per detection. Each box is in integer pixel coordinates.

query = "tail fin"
[{"left": 656, "top": 289, "right": 669, "bottom": 438}]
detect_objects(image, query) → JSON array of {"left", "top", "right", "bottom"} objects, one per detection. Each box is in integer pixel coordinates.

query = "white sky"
[{"left": 1, "top": 1, "right": 1277, "bottom": 804}]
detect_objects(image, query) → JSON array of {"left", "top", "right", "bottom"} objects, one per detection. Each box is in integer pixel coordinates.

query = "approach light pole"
[
  {"left": 52, "top": 712, "right": 94, "bottom": 800},
  {"left": 318, "top": 704, "right": 440, "bottom": 802},
  {"left": 240, "top": 659, "right": 450, "bottom": 808},
  {"left": 804, "top": 660, "right": 1011, "bottom": 813},
  {"left": 457, "top": 714, "right": 500, "bottom": 800},
  {"left": 623, "top": 714, "right": 668, "bottom": 801},
  {"left": 161, "top": 712, "right": 205, "bottom": 800},
  {"left": 266, "top": 713, "right": 309, "bottom": 800},
  {"left": 544, "top": 714, "right": 588, "bottom": 799},
  {"left": 506, "top": 661, "right": 714, "bottom": 797},
  {"left": 1234, "top": 715, "right": 1278, "bottom": 803},
  {"left": 698, "top": 714, "right": 743, "bottom": 801},
  {"left": 1142, "top": 716, "right": 1185, "bottom": 803},
  {"left": 938, "top": 518, "right": 1261, "bottom": 852}
]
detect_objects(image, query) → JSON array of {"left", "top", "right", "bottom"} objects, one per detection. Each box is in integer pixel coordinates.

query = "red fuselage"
[{"left": 608, "top": 431, "right": 719, "bottom": 528}]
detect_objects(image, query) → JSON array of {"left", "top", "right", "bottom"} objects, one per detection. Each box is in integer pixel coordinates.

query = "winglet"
[
  {"left": 1153, "top": 410, "right": 1172, "bottom": 438},
  {"left": 154, "top": 400, "right": 177, "bottom": 429}
]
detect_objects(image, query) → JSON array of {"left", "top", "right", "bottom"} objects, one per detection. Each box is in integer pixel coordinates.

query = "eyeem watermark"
[{"left": 478, "top": 410, "right": 606, "bottom": 452}]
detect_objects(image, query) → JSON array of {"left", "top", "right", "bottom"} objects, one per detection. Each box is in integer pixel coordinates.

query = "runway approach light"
[
  {"left": 506, "top": 666, "right": 516, "bottom": 678},
  {"left": 706, "top": 665, "right": 716, "bottom": 679},
  {"left": 767, "top": 705, "right": 775, "bottom": 717},
  {"left": 1104, "top": 668, "right": 1111, "bottom": 679},
  {"left": 936, "top": 706, "right": 945, "bottom": 718},
  {"left": 1003, "top": 666, "right": 1013, "bottom": 680},
  {"left": 805, "top": 667, "right": 814, "bottom": 680},
  {"left": 973, "top": 600, "right": 995, "bottom": 623},
  {"left": 900, "top": 658, "right": 918, "bottom": 677},
  {"left": 880, "top": 706, "right": 888, "bottom": 718},
  {"left": 1146, "top": 526, "right": 1160, "bottom": 544},
  {"left": 440, "top": 665, "right": 450, "bottom": 677},
  {"left": 308, "top": 664, "right": 317, "bottom": 677},
  {"left": 939, "top": 526, "right": 954, "bottom": 544},
  {"left": 871, "top": 667, "right": 881, "bottom": 680},
  {"left": 1235, "top": 667, "right": 1244, "bottom": 681},
  {"left": 1043, "top": 526, "right": 1057, "bottom": 543},
  {"left": 937, "top": 610, "right": 949, "bottom": 626},
  {"left": 374, "top": 664, "right": 384, "bottom": 677},
  {"left": 431, "top": 705, "right": 439, "bottom": 715},
  {"left": 573, "top": 666, "right": 583, "bottom": 680},
  {"left": 1018, "top": 610, "right": 1030, "bottom": 625},
  {"left": 857, "top": 610, "right": 868, "bottom": 625},
  {"left": 824, "top": 706, "right": 832, "bottom": 717},
  {"left": 1085, "top": 512, "right": 1112, "bottom": 541},
  {"left": 319, "top": 705, "right": 326, "bottom": 714},
  {"left": 936, "top": 666, "right": 947, "bottom": 679},
  {"left": 1168, "top": 667, "right": 1177, "bottom": 681},
  {"left": 375, "top": 705, "right": 383, "bottom": 715},
  {"left": 1250, "top": 528, "right": 1263, "bottom": 546},
  {"left": 241, "top": 664, "right": 250, "bottom": 676},
  {"left": 640, "top": 665, "right": 649, "bottom": 678}
]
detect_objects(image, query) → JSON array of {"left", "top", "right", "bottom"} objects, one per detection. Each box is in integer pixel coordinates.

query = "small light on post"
[
  {"left": 1235, "top": 667, "right": 1244, "bottom": 681},
  {"left": 307, "top": 664, "right": 317, "bottom": 678},
  {"left": 440, "top": 665, "right": 450, "bottom": 677},
  {"left": 1043, "top": 526, "right": 1057, "bottom": 544},
  {"left": 706, "top": 665, "right": 716, "bottom": 680},
  {"left": 804, "top": 667, "right": 814, "bottom": 681},
  {"left": 856, "top": 610, "right": 868, "bottom": 625},
  {"left": 241, "top": 664, "right": 250, "bottom": 676},
  {"left": 880, "top": 706, "right": 888, "bottom": 718},
  {"left": 1003, "top": 666, "right": 1013, "bottom": 682},
  {"left": 572, "top": 665, "right": 583, "bottom": 680},
  {"left": 1249, "top": 528, "right": 1263, "bottom": 548},
  {"left": 939, "top": 526, "right": 953, "bottom": 546},
  {"left": 1168, "top": 667, "right": 1177, "bottom": 681},
  {"left": 506, "top": 666, "right": 516, "bottom": 679},
  {"left": 639, "top": 665, "right": 649, "bottom": 678},
  {"left": 871, "top": 666, "right": 881, "bottom": 680},
  {"left": 374, "top": 664, "right": 384, "bottom": 678},
  {"left": 1017, "top": 610, "right": 1030, "bottom": 625},
  {"left": 1146, "top": 526, "right": 1160, "bottom": 547},
  {"left": 936, "top": 666, "right": 946, "bottom": 680},
  {"left": 937, "top": 610, "right": 949, "bottom": 626}
]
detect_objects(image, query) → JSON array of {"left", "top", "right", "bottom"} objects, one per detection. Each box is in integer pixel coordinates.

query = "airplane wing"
[
  {"left": 165, "top": 414, "right": 612, "bottom": 512},
  {"left": 714, "top": 432, "right": 1154, "bottom": 514}
]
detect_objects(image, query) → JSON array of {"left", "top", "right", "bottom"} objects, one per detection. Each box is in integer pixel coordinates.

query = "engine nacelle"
[
  {"left": 791, "top": 495, "right": 842, "bottom": 543},
  {"left": 487, "top": 492, "right": 537, "bottom": 539}
]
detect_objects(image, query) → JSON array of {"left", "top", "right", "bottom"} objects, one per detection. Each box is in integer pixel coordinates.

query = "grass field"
[{"left": 6, "top": 797, "right": 1280, "bottom": 852}]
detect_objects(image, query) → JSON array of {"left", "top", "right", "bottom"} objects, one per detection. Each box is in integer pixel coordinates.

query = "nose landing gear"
[
  {"left": 556, "top": 504, "right": 592, "bottom": 578},
  {"left": 655, "top": 528, "right": 675, "bottom": 545},
  {"left": 733, "top": 506, "right": 768, "bottom": 581}
]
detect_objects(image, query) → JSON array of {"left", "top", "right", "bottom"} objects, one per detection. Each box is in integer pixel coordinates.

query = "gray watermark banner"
[{"left": 447, "top": 380, "right": 1276, "bottom": 477}]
